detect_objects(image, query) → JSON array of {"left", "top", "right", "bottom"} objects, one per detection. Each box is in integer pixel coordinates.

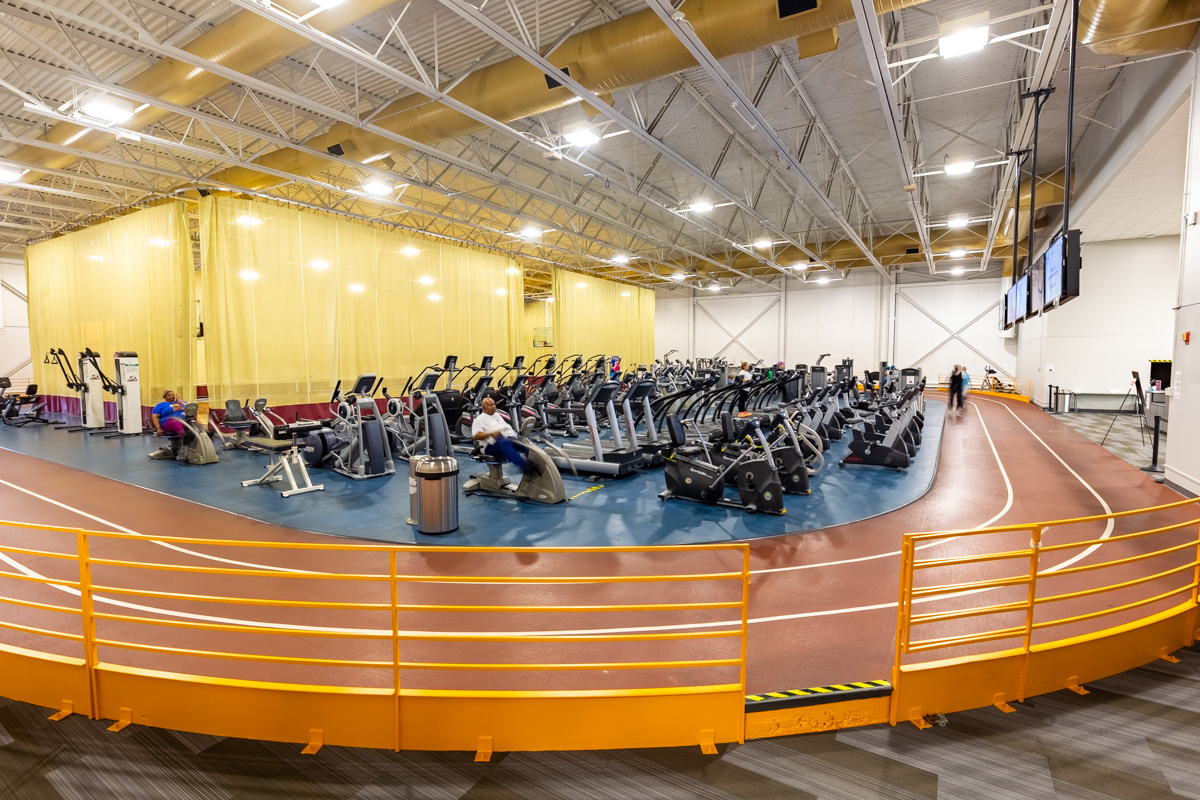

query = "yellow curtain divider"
[{"left": 552, "top": 269, "right": 655, "bottom": 371}]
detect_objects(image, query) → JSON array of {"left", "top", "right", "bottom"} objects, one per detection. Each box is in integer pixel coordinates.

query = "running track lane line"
[{"left": 0, "top": 395, "right": 1118, "bottom": 637}]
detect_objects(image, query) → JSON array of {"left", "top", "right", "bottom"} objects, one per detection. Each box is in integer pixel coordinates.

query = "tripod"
[{"left": 1100, "top": 377, "right": 1147, "bottom": 447}]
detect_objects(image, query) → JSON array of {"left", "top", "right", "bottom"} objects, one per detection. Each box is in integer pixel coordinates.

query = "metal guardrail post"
[
  {"left": 76, "top": 530, "right": 100, "bottom": 719},
  {"left": 1018, "top": 526, "right": 1043, "bottom": 702},
  {"left": 739, "top": 546, "right": 750, "bottom": 744},
  {"left": 390, "top": 549, "right": 401, "bottom": 752},
  {"left": 890, "top": 538, "right": 915, "bottom": 726}
]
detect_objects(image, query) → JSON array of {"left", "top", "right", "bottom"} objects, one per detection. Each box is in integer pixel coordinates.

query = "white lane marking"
[
  {"left": 0, "top": 398, "right": 1118, "bottom": 639},
  {"left": 0, "top": 477, "right": 322, "bottom": 575},
  {"left": 755, "top": 397, "right": 1015, "bottom": 574}
]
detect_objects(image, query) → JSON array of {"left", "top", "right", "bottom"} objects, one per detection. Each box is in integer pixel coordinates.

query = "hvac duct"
[
  {"left": 207, "top": 0, "right": 931, "bottom": 190},
  {"left": 11, "top": 0, "right": 398, "bottom": 178},
  {"left": 1080, "top": 0, "right": 1200, "bottom": 56}
]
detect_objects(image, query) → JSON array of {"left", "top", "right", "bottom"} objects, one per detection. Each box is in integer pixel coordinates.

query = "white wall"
[
  {"left": 655, "top": 272, "right": 1017, "bottom": 382},
  {"left": 1015, "top": 236, "right": 1179, "bottom": 410},
  {"left": 0, "top": 256, "right": 32, "bottom": 386}
]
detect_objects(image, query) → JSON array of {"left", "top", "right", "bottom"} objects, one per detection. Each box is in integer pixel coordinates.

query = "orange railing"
[
  {"left": 0, "top": 520, "right": 749, "bottom": 754},
  {"left": 890, "top": 497, "right": 1200, "bottom": 727},
  {"left": 936, "top": 373, "right": 1033, "bottom": 398}
]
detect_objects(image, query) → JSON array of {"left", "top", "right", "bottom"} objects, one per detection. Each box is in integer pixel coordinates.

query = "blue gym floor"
[{"left": 0, "top": 402, "right": 944, "bottom": 546}]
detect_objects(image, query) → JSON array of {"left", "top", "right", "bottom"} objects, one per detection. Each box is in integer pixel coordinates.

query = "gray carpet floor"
[
  {"left": 2, "top": 643, "right": 1199, "bottom": 798},
  {"left": 1055, "top": 411, "right": 1167, "bottom": 473}
]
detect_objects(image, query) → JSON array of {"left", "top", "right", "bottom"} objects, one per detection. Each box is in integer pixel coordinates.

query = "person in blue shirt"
[{"left": 151, "top": 390, "right": 186, "bottom": 437}]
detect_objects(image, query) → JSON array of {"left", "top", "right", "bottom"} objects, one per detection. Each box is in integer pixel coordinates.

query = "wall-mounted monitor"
[
  {"left": 1014, "top": 273, "right": 1029, "bottom": 323},
  {"left": 1043, "top": 229, "right": 1081, "bottom": 309},
  {"left": 1030, "top": 252, "right": 1044, "bottom": 312}
]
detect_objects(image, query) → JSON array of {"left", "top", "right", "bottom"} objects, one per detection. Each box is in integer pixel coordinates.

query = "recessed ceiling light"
[
  {"left": 418, "top": 276, "right": 434, "bottom": 285},
  {"left": 239, "top": 270, "right": 259, "bottom": 281},
  {"left": 754, "top": 238, "right": 772, "bottom": 249},
  {"left": 0, "top": 165, "right": 23, "bottom": 183},
  {"left": 236, "top": 215, "right": 261, "bottom": 226},
  {"left": 944, "top": 159, "right": 975, "bottom": 176},
  {"left": 362, "top": 178, "right": 394, "bottom": 196},
  {"left": 949, "top": 247, "right": 968, "bottom": 258},
  {"left": 951, "top": 267, "right": 965, "bottom": 276},
  {"left": 939, "top": 25, "right": 989, "bottom": 59},
  {"left": 496, "top": 288, "right": 508, "bottom": 296},
  {"left": 310, "top": 258, "right": 329, "bottom": 270},
  {"left": 348, "top": 283, "right": 365, "bottom": 293},
  {"left": 612, "top": 254, "right": 630, "bottom": 264},
  {"left": 401, "top": 246, "right": 420, "bottom": 256},
  {"left": 520, "top": 225, "right": 542, "bottom": 238},
  {"left": 670, "top": 273, "right": 687, "bottom": 281},
  {"left": 688, "top": 200, "right": 714, "bottom": 213},
  {"left": 81, "top": 95, "right": 135, "bottom": 124},
  {"left": 947, "top": 215, "right": 970, "bottom": 228}
]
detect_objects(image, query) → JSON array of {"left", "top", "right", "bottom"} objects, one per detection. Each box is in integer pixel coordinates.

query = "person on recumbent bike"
[{"left": 471, "top": 396, "right": 537, "bottom": 475}]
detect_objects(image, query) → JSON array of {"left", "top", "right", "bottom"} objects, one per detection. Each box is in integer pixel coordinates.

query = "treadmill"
[{"left": 550, "top": 380, "right": 645, "bottom": 477}]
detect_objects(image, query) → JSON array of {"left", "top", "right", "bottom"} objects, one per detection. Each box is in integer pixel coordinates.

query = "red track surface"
[{"left": 0, "top": 394, "right": 1187, "bottom": 694}]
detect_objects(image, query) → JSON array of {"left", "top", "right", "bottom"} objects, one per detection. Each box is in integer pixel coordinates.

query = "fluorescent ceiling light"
[
  {"left": 670, "top": 273, "right": 687, "bottom": 281},
  {"left": 576, "top": 282, "right": 587, "bottom": 288},
  {"left": 148, "top": 238, "right": 170, "bottom": 248},
  {"left": 81, "top": 95, "right": 135, "bottom": 124},
  {"left": 362, "top": 178, "right": 394, "bottom": 195},
  {"left": 239, "top": 270, "right": 259, "bottom": 281},
  {"left": 401, "top": 246, "right": 420, "bottom": 256},
  {"left": 943, "top": 159, "right": 975, "bottom": 176},
  {"left": 951, "top": 267, "right": 965, "bottom": 276},
  {"left": 236, "top": 215, "right": 261, "bottom": 226},
  {"left": 428, "top": 293, "right": 441, "bottom": 301},
  {"left": 563, "top": 122, "right": 600, "bottom": 147},
  {"left": 62, "top": 128, "right": 91, "bottom": 146},
  {"left": 348, "top": 283, "right": 366, "bottom": 293},
  {"left": 939, "top": 25, "right": 989, "bottom": 59},
  {"left": 754, "top": 238, "right": 772, "bottom": 250},
  {"left": 949, "top": 247, "right": 968, "bottom": 258},
  {"left": 688, "top": 200, "right": 714, "bottom": 213},
  {"left": 947, "top": 215, "right": 970, "bottom": 228},
  {"left": 0, "top": 165, "right": 24, "bottom": 183},
  {"left": 418, "top": 276, "right": 434, "bottom": 285},
  {"left": 310, "top": 258, "right": 329, "bottom": 270},
  {"left": 520, "top": 225, "right": 542, "bottom": 238},
  {"left": 495, "top": 288, "right": 508, "bottom": 296},
  {"left": 612, "top": 254, "right": 630, "bottom": 264}
]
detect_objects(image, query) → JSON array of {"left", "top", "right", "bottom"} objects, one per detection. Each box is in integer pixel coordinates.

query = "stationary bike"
[{"left": 463, "top": 419, "right": 567, "bottom": 504}]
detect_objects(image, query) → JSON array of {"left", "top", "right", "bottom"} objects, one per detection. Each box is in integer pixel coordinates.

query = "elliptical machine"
[
  {"left": 303, "top": 375, "right": 395, "bottom": 480},
  {"left": 659, "top": 414, "right": 785, "bottom": 515}
]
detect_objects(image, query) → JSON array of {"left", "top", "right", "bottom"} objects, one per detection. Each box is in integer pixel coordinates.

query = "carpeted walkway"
[{"left": 0, "top": 643, "right": 1197, "bottom": 799}]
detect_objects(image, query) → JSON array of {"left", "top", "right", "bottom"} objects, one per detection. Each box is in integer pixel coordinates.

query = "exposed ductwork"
[
  {"left": 9, "top": 0, "right": 398, "bottom": 179},
  {"left": 207, "top": 0, "right": 932, "bottom": 190},
  {"left": 1080, "top": 0, "right": 1200, "bottom": 56},
  {"left": 659, "top": 171, "right": 1070, "bottom": 277}
]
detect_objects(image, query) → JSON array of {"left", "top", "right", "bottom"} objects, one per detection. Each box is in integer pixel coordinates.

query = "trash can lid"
[{"left": 415, "top": 456, "right": 459, "bottom": 475}]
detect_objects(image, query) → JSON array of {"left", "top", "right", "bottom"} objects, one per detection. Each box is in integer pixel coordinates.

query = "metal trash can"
[{"left": 414, "top": 456, "right": 459, "bottom": 534}]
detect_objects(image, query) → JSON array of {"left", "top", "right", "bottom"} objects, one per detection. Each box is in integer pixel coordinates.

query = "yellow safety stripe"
[{"left": 745, "top": 680, "right": 892, "bottom": 703}]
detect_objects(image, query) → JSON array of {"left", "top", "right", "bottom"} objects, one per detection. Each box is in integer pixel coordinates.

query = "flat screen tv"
[
  {"left": 1030, "top": 252, "right": 1044, "bottom": 313},
  {"left": 1014, "top": 273, "right": 1029, "bottom": 323},
  {"left": 1043, "top": 229, "right": 1081, "bottom": 309}
]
